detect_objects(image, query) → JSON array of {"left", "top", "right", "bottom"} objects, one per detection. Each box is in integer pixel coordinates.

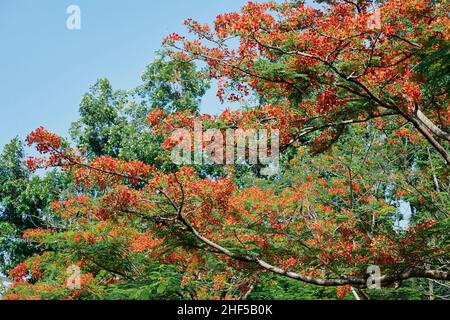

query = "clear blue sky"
[{"left": 0, "top": 0, "right": 282, "bottom": 150}]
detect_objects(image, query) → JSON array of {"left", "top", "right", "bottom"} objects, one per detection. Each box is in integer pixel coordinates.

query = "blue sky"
[{"left": 0, "top": 0, "right": 282, "bottom": 150}]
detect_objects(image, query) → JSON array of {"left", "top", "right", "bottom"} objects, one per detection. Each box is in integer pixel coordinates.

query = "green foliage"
[
  {"left": 136, "top": 51, "right": 210, "bottom": 113},
  {"left": 0, "top": 138, "right": 69, "bottom": 273},
  {"left": 248, "top": 275, "right": 336, "bottom": 300},
  {"left": 416, "top": 41, "right": 450, "bottom": 95},
  {"left": 103, "top": 263, "right": 183, "bottom": 300}
]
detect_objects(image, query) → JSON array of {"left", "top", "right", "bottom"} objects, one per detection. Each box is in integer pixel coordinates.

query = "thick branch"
[
  {"left": 176, "top": 210, "right": 450, "bottom": 287},
  {"left": 400, "top": 110, "right": 450, "bottom": 165},
  {"left": 415, "top": 109, "right": 450, "bottom": 141},
  {"left": 281, "top": 112, "right": 398, "bottom": 151}
]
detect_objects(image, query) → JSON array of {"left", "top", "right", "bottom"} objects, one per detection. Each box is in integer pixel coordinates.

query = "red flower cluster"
[
  {"left": 26, "top": 126, "right": 61, "bottom": 153},
  {"left": 73, "top": 156, "right": 152, "bottom": 189},
  {"left": 8, "top": 262, "right": 28, "bottom": 281},
  {"left": 146, "top": 108, "right": 166, "bottom": 127},
  {"left": 130, "top": 232, "right": 165, "bottom": 253},
  {"left": 25, "top": 127, "right": 67, "bottom": 171}
]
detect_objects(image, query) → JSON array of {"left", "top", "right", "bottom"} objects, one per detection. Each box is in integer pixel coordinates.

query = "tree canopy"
[{"left": 1, "top": 0, "right": 449, "bottom": 300}]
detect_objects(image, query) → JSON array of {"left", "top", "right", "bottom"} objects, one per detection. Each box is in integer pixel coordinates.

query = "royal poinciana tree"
[{"left": 3, "top": 0, "right": 449, "bottom": 300}]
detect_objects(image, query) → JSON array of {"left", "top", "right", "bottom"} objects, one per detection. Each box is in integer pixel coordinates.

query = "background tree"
[
  {"left": 70, "top": 52, "right": 210, "bottom": 168},
  {"left": 135, "top": 51, "right": 210, "bottom": 114},
  {"left": 0, "top": 138, "right": 69, "bottom": 274}
]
